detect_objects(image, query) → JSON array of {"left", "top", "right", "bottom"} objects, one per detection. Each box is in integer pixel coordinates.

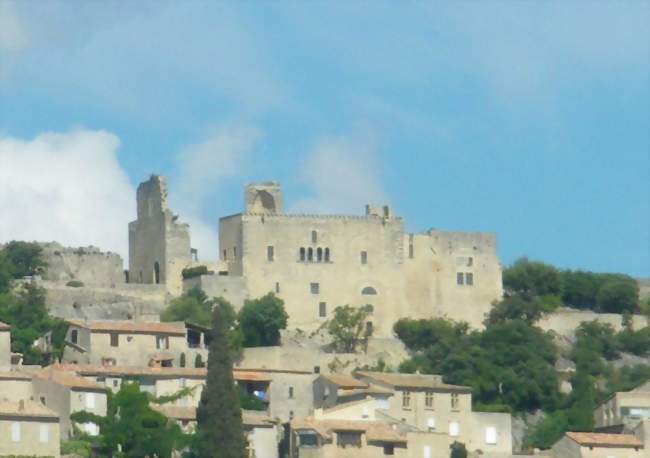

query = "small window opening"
[
  {"left": 456, "top": 272, "right": 464, "bottom": 285},
  {"left": 307, "top": 247, "right": 313, "bottom": 262},
  {"left": 360, "top": 251, "right": 368, "bottom": 264},
  {"left": 317, "top": 247, "right": 323, "bottom": 262},
  {"left": 71, "top": 329, "right": 78, "bottom": 344},
  {"left": 299, "top": 247, "right": 306, "bottom": 261},
  {"left": 465, "top": 272, "right": 474, "bottom": 286},
  {"left": 275, "top": 282, "right": 280, "bottom": 293},
  {"left": 288, "top": 386, "right": 294, "bottom": 399},
  {"left": 110, "top": 333, "right": 118, "bottom": 347},
  {"left": 324, "top": 248, "right": 330, "bottom": 262},
  {"left": 311, "top": 230, "right": 317, "bottom": 243},
  {"left": 267, "top": 246, "right": 274, "bottom": 262},
  {"left": 319, "top": 302, "right": 326, "bottom": 317},
  {"left": 311, "top": 283, "right": 320, "bottom": 294},
  {"left": 153, "top": 261, "right": 160, "bottom": 284}
]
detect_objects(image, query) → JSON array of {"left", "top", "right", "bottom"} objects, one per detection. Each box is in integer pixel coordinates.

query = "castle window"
[
  {"left": 110, "top": 333, "right": 119, "bottom": 347},
  {"left": 361, "top": 286, "right": 377, "bottom": 295},
  {"left": 324, "top": 248, "right": 330, "bottom": 262},
  {"left": 311, "top": 230, "right": 318, "bottom": 243},
  {"left": 289, "top": 386, "right": 294, "bottom": 399},
  {"left": 71, "top": 329, "right": 78, "bottom": 344},
  {"left": 267, "top": 246, "right": 274, "bottom": 262},
  {"left": 360, "top": 251, "right": 368, "bottom": 264},
  {"left": 365, "top": 321, "right": 373, "bottom": 336},
  {"left": 299, "top": 247, "right": 306, "bottom": 262},
  {"left": 153, "top": 261, "right": 160, "bottom": 284},
  {"left": 307, "top": 248, "right": 313, "bottom": 262},
  {"left": 408, "top": 234, "right": 414, "bottom": 259},
  {"left": 316, "top": 247, "right": 323, "bottom": 262},
  {"left": 456, "top": 272, "right": 464, "bottom": 285},
  {"left": 310, "top": 283, "right": 320, "bottom": 294},
  {"left": 465, "top": 272, "right": 474, "bottom": 286},
  {"left": 467, "top": 257, "right": 473, "bottom": 267},
  {"left": 275, "top": 282, "right": 280, "bottom": 293},
  {"left": 319, "top": 302, "right": 326, "bottom": 317},
  {"left": 223, "top": 249, "right": 227, "bottom": 260},
  {"left": 233, "top": 247, "right": 237, "bottom": 259}
]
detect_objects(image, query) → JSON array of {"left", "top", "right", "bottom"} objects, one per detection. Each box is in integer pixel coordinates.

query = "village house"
[
  {"left": 313, "top": 372, "right": 394, "bottom": 409},
  {"left": 551, "top": 431, "right": 644, "bottom": 458},
  {"left": 32, "top": 365, "right": 108, "bottom": 439},
  {"left": 0, "top": 321, "right": 10, "bottom": 370},
  {"left": 0, "top": 400, "right": 60, "bottom": 458},
  {"left": 594, "top": 381, "right": 650, "bottom": 432},
  {"left": 352, "top": 371, "right": 513, "bottom": 456},
  {"left": 62, "top": 319, "right": 209, "bottom": 368},
  {"left": 152, "top": 405, "right": 280, "bottom": 458},
  {"left": 0, "top": 370, "right": 32, "bottom": 402}
]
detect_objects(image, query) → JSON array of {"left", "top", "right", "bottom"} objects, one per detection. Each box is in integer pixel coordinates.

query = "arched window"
[
  {"left": 324, "top": 248, "right": 330, "bottom": 262},
  {"left": 307, "top": 248, "right": 313, "bottom": 262},
  {"left": 361, "top": 286, "right": 377, "bottom": 295},
  {"left": 299, "top": 247, "right": 306, "bottom": 262},
  {"left": 316, "top": 247, "right": 323, "bottom": 262},
  {"left": 153, "top": 262, "right": 160, "bottom": 284}
]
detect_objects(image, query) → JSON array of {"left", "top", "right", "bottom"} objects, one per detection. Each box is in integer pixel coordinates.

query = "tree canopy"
[
  {"left": 327, "top": 304, "right": 373, "bottom": 353},
  {"left": 238, "top": 293, "right": 288, "bottom": 347}
]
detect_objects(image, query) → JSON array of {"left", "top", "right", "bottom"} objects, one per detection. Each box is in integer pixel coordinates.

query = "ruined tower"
[
  {"left": 245, "top": 182, "right": 283, "bottom": 214},
  {"left": 128, "top": 175, "right": 191, "bottom": 295}
]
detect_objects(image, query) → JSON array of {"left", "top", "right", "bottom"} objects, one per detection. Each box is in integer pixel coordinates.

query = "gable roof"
[
  {"left": 151, "top": 405, "right": 274, "bottom": 428},
  {"left": 291, "top": 418, "right": 406, "bottom": 443},
  {"left": 0, "top": 400, "right": 59, "bottom": 419},
  {"left": 565, "top": 432, "right": 643, "bottom": 448},
  {"left": 33, "top": 366, "right": 105, "bottom": 391},
  {"left": 355, "top": 371, "right": 471, "bottom": 392},
  {"left": 321, "top": 373, "right": 368, "bottom": 389},
  {"left": 66, "top": 319, "right": 186, "bottom": 336}
]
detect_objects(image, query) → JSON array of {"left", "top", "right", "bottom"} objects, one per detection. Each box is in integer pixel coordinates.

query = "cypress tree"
[{"left": 194, "top": 300, "right": 247, "bottom": 458}]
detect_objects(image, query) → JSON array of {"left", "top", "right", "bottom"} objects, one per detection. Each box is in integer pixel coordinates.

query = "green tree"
[
  {"left": 161, "top": 287, "right": 212, "bottom": 327},
  {"left": 566, "top": 371, "right": 596, "bottom": 431},
  {"left": 194, "top": 302, "right": 247, "bottom": 458},
  {"left": 1, "top": 241, "right": 47, "bottom": 279},
  {"left": 449, "top": 441, "right": 467, "bottom": 458},
  {"left": 71, "top": 382, "right": 188, "bottom": 457},
  {"left": 327, "top": 304, "right": 373, "bottom": 353},
  {"left": 486, "top": 296, "right": 557, "bottom": 326},
  {"left": 503, "top": 258, "right": 561, "bottom": 300},
  {"left": 523, "top": 411, "right": 568, "bottom": 450},
  {"left": 596, "top": 280, "right": 638, "bottom": 313},
  {"left": 238, "top": 293, "right": 288, "bottom": 347}
]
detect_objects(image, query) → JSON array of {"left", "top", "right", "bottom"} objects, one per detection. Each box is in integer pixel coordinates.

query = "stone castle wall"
[
  {"left": 40, "top": 242, "right": 124, "bottom": 287},
  {"left": 538, "top": 307, "right": 649, "bottom": 336}
]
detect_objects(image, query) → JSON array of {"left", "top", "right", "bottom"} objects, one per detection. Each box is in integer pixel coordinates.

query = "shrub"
[
  {"left": 66, "top": 280, "right": 84, "bottom": 288},
  {"left": 182, "top": 265, "right": 210, "bottom": 279}
]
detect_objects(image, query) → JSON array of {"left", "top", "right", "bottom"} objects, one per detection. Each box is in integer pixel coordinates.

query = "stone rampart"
[
  {"left": 538, "top": 307, "right": 649, "bottom": 336},
  {"left": 40, "top": 242, "right": 124, "bottom": 287}
]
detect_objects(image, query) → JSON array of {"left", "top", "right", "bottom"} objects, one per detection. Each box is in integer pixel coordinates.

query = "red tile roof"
[
  {"left": 566, "top": 432, "right": 643, "bottom": 448},
  {"left": 67, "top": 319, "right": 186, "bottom": 336}
]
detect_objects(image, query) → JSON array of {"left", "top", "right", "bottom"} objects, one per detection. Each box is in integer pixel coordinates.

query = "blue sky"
[{"left": 0, "top": 1, "right": 648, "bottom": 276}]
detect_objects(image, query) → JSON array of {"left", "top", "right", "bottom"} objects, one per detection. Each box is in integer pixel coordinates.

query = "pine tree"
[{"left": 194, "top": 303, "right": 247, "bottom": 458}]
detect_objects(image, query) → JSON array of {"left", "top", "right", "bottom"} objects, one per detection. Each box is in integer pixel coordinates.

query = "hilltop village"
[{"left": 0, "top": 175, "right": 648, "bottom": 458}]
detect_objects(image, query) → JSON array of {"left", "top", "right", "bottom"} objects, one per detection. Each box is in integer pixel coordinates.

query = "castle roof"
[
  {"left": 66, "top": 319, "right": 186, "bottom": 336},
  {"left": 565, "top": 432, "right": 643, "bottom": 448}
]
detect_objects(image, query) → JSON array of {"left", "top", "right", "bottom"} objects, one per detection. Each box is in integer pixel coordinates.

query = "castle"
[{"left": 128, "top": 176, "right": 503, "bottom": 334}]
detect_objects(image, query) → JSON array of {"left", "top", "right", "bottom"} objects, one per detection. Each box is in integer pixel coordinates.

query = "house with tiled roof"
[
  {"left": 31, "top": 365, "right": 108, "bottom": 439},
  {"left": 313, "top": 372, "right": 393, "bottom": 409},
  {"left": 0, "top": 400, "right": 60, "bottom": 458},
  {"left": 62, "top": 319, "right": 209, "bottom": 368},
  {"left": 0, "top": 370, "right": 34, "bottom": 402},
  {"left": 551, "top": 431, "right": 644, "bottom": 457},
  {"left": 351, "top": 371, "right": 512, "bottom": 456},
  {"left": 594, "top": 380, "right": 650, "bottom": 432}
]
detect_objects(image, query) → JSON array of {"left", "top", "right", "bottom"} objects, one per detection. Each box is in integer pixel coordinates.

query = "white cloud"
[
  {"left": 171, "top": 125, "right": 262, "bottom": 260},
  {"left": 290, "top": 133, "right": 388, "bottom": 215},
  {"left": 0, "top": 129, "right": 134, "bottom": 260}
]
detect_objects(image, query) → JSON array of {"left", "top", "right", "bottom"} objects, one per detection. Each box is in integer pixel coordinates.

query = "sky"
[{"left": 0, "top": 1, "right": 648, "bottom": 277}]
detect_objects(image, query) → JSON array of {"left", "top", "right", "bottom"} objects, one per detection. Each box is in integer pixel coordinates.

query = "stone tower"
[
  {"left": 128, "top": 175, "right": 191, "bottom": 295},
  {"left": 245, "top": 182, "right": 283, "bottom": 214}
]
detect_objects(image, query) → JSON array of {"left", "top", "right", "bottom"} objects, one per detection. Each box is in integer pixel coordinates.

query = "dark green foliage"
[
  {"left": 449, "top": 441, "right": 467, "bottom": 458},
  {"left": 523, "top": 411, "right": 568, "bottom": 450},
  {"left": 238, "top": 293, "right": 288, "bottom": 347},
  {"left": 561, "top": 270, "right": 639, "bottom": 313},
  {"left": 71, "top": 382, "right": 188, "bottom": 457},
  {"left": 394, "top": 317, "right": 561, "bottom": 413},
  {"left": 161, "top": 287, "right": 212, "bottom": 327},
  {"left": 566, "top": 371, "right": 596, "bottom": 431},
  {"left": 486, "top": 295, "right": 559, "bottom": 325},
  {"left": 182, "top": 265, "right": 210, "bottom": 279},
  {"left": 1, "top": 241, "right": 47, "bottom": 279},
  {"left": 194, "top": 303, "right": 247, "bottom": 458},
  {"left": 604, "top": 365, "right": 650, "bottom": 397},
  {"left": 503, "top": 258, "right": 562, "bottom": 299},
  {"left": 327, "top": 304, "right": 373, "bottom": 353},
  {"left": 239, "top": 391, "right": 266, "bottom": 411},
  {"left": 66, "top": 280, "right": 84, "bottom": 287},
  {"left": 572, "top": 321, "right": 620, "bottom": 364},
  {"left": 616, "top": 326, "right": 650, "bottom": 356}
]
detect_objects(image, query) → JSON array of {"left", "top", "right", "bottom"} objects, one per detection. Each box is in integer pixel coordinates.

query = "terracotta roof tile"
[
  {"left": 290, "top": 418, "right": 406, "bottom": 443},
  {"left": 321, "top": 373, "right": 368, "bottom": 389},
  {"left": 566, "top": 432, "right": 643, "bottom": 448},
  {"left": 66, "top": 319, "right": 186, "bottom": 336},
  {"left": 355, "top": 371, "right": 471, "bottom": 392},
  {"left": 0, "top": 400, "right": 58, "bottom": 419},
  {"left": 34, "top": 366, "right": 105, "bottom": 391},
  {"left": 0, "top": 371, "right": 32, "bottom": 381}
]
